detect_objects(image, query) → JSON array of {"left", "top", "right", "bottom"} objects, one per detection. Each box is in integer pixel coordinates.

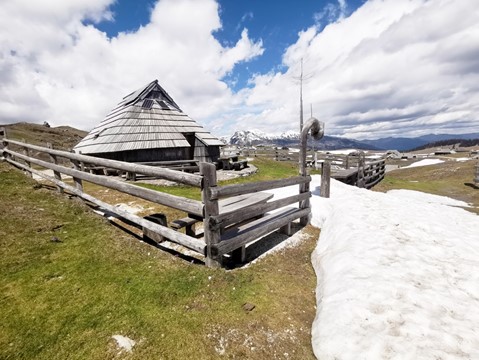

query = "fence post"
[
  {"left": 357, "top": 152, "right": 365, "bottom": 188},
  {"left": 21, "top": 138, "right": 33, "bottom": 178},
  {"left": 314, "top": 152, "right": 320, "bottom": 170},
  {"left": 0, "top": 127, "right": 7, "bottom": 161},
  {"left": 320, "top": 161, "right": 331, "bottom": 198},
  {"left": 47, "top": 142, "right": 63, "bottom": 194},
  {"left": 70, "top": 156, "right": 84, "bottom": 192},
  {"left": 475, "top": 162, "right": 479, "bottom": 185},
  {"left": 200, "top": 162, "right": 222, "bottom": 268}
]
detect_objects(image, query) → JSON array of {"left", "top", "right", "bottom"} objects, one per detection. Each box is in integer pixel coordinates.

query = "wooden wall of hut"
[
  {"left": 88, "top": 144, "right": 220, "bottom": 164},
  {"left": 194, "top": 138, "right": 220, "bottom": 163},
  {"left": 89, "top": 147, "right": 191, "bottom": 163}
]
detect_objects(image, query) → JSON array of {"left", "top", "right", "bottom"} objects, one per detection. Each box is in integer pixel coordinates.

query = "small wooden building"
[{"left": 73, "top": 80, "right": 223, "bottom": 163}]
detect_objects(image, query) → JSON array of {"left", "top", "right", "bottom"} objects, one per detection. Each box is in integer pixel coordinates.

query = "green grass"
[
  {"left": 137, "top": 156, "right": 301, "bottom": 198},
  {"left": 374, "top": 159, "right": 479, "bottom": 213},
  {"left": 0, "top": 161, "right": 319, "bottom": 359}
]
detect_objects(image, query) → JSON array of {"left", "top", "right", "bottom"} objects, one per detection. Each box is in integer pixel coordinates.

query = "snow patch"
[
  {"left": 310, "top": 178, "right": 479, "bottom": 359},
  {"left": 112, "top": 335, "right": 136, "bottom": 353},
  {"left": 403, "top": 159, "right": 444, "bottom": 168}
]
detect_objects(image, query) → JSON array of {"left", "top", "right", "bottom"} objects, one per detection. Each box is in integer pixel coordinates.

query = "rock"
[
  {"left": 50, "top": 236, "right": 63, "bottom": 243},
  {"left": 242, "top": 302, "right": 255, "bottom": 312}
]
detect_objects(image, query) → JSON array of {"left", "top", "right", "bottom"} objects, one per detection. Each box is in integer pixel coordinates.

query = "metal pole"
[{"left": 299, "top": 117, "right": 325, "bottom": 224}]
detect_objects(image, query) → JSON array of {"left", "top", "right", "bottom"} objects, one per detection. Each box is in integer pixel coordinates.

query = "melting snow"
[
  {"left": 112, "top": 335, "right": 136, "bottom": 353},
  {"left": 302, "top": 177, "right": 479, "bottom": 359},
  {"left": 403, "top": 159, "right": 444, "bottom": 168}
]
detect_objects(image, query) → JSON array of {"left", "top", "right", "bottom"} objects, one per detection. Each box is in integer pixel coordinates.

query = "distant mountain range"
[
  {"left": 226, "top": 130, "right": 376, "bottom": 150},
  {"left": 225, "top": 130, "right": 479, "bottom": 151},
  {"left": 361, "top": 133, "right": 479, "bottom": 151}
]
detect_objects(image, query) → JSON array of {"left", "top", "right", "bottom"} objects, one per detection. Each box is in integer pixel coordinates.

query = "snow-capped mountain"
[{"left": 227, "top": 130, "right": 376, "bottom": 150}]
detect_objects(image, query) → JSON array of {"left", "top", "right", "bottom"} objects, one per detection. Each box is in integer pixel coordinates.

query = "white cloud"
[
  {"left": 236, "top": 0, "right": 479, "bottom": 139},
  {"left": 0, "top": 0, "right": 263, "bottom": 131},
  {"left": 1, "top": 0, "right": 479, "bottom": 141}
]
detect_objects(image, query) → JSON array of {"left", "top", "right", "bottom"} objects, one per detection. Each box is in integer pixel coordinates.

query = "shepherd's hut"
[{"left": 73, "top": 80, "right": 223, "bottom": 163}]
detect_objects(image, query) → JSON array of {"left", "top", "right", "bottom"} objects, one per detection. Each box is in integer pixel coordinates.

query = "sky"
[
  {"left": 1, "top": 0, "right": 478, "bottom": 140},
  {"left": 265, "top": 159, "right": 479, "bottom": 359}
]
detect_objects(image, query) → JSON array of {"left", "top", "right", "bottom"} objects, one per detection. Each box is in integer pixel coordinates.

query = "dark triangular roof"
[
  {"left": 74, "top": 80, "right": 223, "bottom": 154},
  {"left": 119, "top": 80, "right": 181, "bottom": 110}
]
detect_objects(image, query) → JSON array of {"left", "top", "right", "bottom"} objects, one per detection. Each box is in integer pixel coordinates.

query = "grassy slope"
[
  {"left": 3, "top": 122, "right": 87, "bottom": 151},
  {"left": 0, "top": 160, "right": 319, "bottom": 360},
  {"left": 374, "top": 158, "right": 479, "bottom": 213}
]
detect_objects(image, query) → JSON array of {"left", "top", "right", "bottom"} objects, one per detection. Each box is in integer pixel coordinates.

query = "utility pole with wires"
[
  {"left": 299, "top": 58, "right": 304, "bottom": 134},
  {"left": 293, "top": 58, "right": 314, "bottom": 135}
]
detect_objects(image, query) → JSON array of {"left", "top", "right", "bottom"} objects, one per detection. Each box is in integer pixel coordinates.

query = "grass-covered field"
[
  {"left": 0, "top": 159, "right": 319, "bottom": 360},
  {"left": 374, "top": 157, "right": 479, "bottom": 214}
]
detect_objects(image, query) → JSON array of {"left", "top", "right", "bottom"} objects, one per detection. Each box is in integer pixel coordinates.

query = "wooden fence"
[
  {"left": 475, "top": 162, "right": 479, "bottom": 185},
  {"left": 316, "top": 151, "right": 386, "bottom": 189},
  {"left": 2, "top": 119, "right": 324, "bottom": 268}
]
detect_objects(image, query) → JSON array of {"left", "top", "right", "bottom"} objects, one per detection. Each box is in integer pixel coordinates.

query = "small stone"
[
  {"left": 242, "top": 303, "right": 255, "bottom": 312},
  {"left": 50, "top": 236, "right": 62, "bottom": 243}
]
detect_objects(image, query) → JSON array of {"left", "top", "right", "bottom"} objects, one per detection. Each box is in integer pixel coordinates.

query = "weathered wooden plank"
[
  {"left": 22, "top": 143, "right": 32, "bottom": 178},
  {"left": 211, "top": 207, "right": 310, "bottom": 256},
  {"left": 219, "top": 192, "right": 273, "bottom": 214},
  {"left": 171, "top": 217, "right": 198, "bottom": 237},
  {"left": 137, "top": 160, "right": 199, "bottom": 166},
  {"left": 71, "top": 159, "right": 84, "bottom": 191},
  {"left": 200, "top": 162, "right": 222, "bottom": 268},
  {"left": 365, "top": 158, "right": 386, "bottom": 167},
  {"left": 331, "top": 168, "right": 358, "bottom": 180},
  {"left": 5, "top": 148, "right": 204, "bottom": 216},
  {"left": 320, "top": 161, "right": 331, "bottom": 198},
  {"left": 211, "top": 176, "right": 311, "bottom": 200},
  {"left": 47, "top": 142, "right": 63, "bottom": 194},
  {"left": 6, "top": 157, "right": 205, "bottom": 254},
  {"left": 4, "top": 139, "right": 202, "bottom": 187},
  {"left": 211, "top": 192, "right": 309, "bottom": 229},
  {"left": 364, "top": 173, "right": 385, "bottom": 189}
]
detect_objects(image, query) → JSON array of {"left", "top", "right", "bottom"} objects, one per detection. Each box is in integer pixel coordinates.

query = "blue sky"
[
  {"left": 1, "top": 0, "right": 478, "bottom": 139},
  {"left": 94, "top": 0, "right": 363, "bottom": 90}
]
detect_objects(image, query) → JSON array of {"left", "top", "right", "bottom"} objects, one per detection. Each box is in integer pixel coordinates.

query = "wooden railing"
[
  {"left": 317, "top": 151, "right": 386, "bottom": 189},
  {"left": 475, "top": 162, "right": 479, "bottom": 185},
  {"left": 2, "top": 121, "right": 324, "bottom": 267}
]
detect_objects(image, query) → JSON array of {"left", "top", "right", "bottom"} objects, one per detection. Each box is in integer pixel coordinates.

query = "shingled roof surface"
[{"left": 74, "top": 80, "right": 223, "bottom": 154}]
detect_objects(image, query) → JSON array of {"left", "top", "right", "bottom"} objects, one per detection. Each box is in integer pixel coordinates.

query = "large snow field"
[{"left": 268, "top": 176, "right": 479, "bottom": 359}]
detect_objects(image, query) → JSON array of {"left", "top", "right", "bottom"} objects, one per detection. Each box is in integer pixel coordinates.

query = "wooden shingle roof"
[{"left": 74, "top": 80, "right": 223, "bottom": 154}]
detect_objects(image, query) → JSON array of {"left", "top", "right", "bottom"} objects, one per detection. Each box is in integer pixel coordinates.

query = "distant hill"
[
  {"left": 361, "top": 137, "right": 429, "bottom": 151},
  {"left": 417, "top": 133, "right": 479, "bottom": 143},
  {"left": 2, "top": 122, "right": 87, "bottom": 151},
  {"left": 410, "top": 138, "right": 479, "bottom": 151},
  {"left": 361, "top": 132, "right": 479, "bottom": 151}
]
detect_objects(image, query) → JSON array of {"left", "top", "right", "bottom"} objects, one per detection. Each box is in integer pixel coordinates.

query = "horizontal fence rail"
[
  {"left": 210, "top": 192, "right": 311, "bottom": 230},
  {"left": 4, "top": 148, "right": 204, "bottom": 216},
  {"left": 5, "top": 139, "right": 202, "bottom": 187},
  {"left": 6, "top": 157, "right": 205, "bottom": 254},
  {"left": 211, "top": 176, "right": 311, "bottom": 200}
]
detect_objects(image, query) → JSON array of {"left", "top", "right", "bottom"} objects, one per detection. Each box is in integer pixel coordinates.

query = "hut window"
[
  {"left": 149, "top": 90, "right": 161, "bottom": 99},
  {"left": 142, "top": 99, "right": 154, "bottom": 109},
  {"left": 158, "top": 100, "right": 170, "bottom": 110}
]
